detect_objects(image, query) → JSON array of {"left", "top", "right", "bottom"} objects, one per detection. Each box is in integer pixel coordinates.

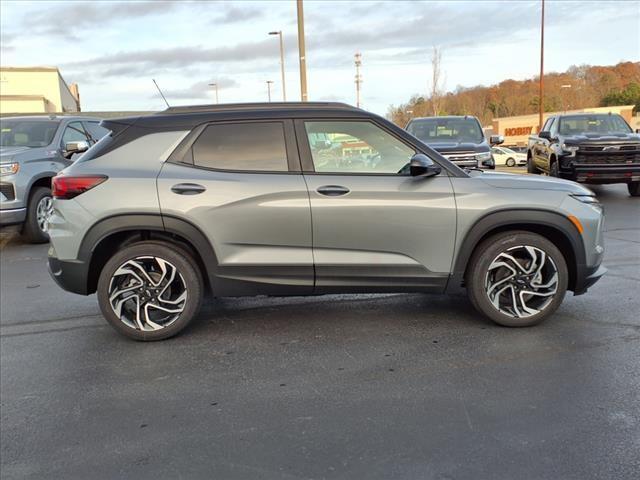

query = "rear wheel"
[
  {"left": 527, "top": 155, "right": 538, "bottom": 174},
  {"left": 21, "top": 186, "right": 52, "bottom": 244},
  {"left": 506, "top": 157, "right": 516, "bottom": 167},
  {"left": 466, "top": 231, "right": 568, "bottom": 327},
  {"left": 97, "top": 242, "right": 203, "bottom": 341},
  {"left": 628, "top": 181, "right": 640, "bottom": 197}
]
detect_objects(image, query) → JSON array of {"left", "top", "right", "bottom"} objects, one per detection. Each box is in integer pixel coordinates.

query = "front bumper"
[
  {"left": 573, "top": 264, "right": 607, "bottom": 295},
  {"left": 559, "top": 156, "right": 640, "bottom": 184},
  {"left": 0, "top": 207, "right": 26, "bottom": 226},
  {"left": 48, "top": 247, "right": 91, "bottom": 295}
]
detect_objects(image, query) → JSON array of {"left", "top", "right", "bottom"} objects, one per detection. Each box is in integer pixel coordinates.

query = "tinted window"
[
  {"left": 61, "top": 121, "right": 90, "bottom": 145},
  {"left": 192, "top": 122, "right": 288, "bottom": 171},
  {"left": 541, "top": 118, "right": 552, "bottom": 132},
  {"left": 305, "top": 121, "right": 415, "bottom": 174},
  {"left": 0, "top": 120, "right": 59, "bottom": 147},
  {"left": 558, "top": 114, "right": 632, "bottom": 135},
  {"left": 408, "top": 117, "right": 483, "bottom": 143},
  {"left": 84, "top": 122, "right": 110, "bottom": 142}
]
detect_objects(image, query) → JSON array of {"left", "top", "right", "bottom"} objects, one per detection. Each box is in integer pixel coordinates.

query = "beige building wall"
[{"left": 0, "top": 67, "right": 80, "bottom": 114}]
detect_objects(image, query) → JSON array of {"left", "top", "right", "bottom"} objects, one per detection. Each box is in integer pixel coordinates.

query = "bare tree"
[{"left": 429, "top": 46, "right": 445, "bottom": 116}]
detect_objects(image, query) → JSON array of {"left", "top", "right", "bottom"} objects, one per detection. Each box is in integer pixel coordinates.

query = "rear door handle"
[
  {"left": 171, "top": 183, "right": 206, "bottom": 195},
  {"left": 316, "top": 185, "right": 350, "bottom": 196}
]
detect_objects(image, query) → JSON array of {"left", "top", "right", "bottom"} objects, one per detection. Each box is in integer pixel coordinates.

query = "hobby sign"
[{"left": 504, "top": 126, "right": 534, "bottom": 136}]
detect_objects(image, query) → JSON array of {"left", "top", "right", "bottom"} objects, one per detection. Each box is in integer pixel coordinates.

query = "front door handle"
[
  {"left": 316, "top": 185, "right": 350, "bottom": 196},
  {"left": 171, "top": 183, "right": 206, "bottom": 195}
]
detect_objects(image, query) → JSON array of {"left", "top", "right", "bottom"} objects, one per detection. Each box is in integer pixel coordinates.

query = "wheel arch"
[
  {"left": 78, "top": 214, "right": 218, "bottom": 295},
  {"left": 446, "top": 209, "right": 586, "bottom": 294}
]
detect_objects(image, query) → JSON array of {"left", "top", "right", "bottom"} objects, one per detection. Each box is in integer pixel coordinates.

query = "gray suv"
[
  {"left": 47, "top": 103, "right": 606, "bottom": 341},
  {"left": 0, "top": 116, "right": 109, "bottom": 242}
]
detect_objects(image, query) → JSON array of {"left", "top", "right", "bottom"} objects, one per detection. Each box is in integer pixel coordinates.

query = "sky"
[{"left": 1, "top": 0, "right": 639, "bottom": 115}]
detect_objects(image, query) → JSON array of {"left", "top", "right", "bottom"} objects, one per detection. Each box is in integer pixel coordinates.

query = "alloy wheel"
[
  {"left": 36, "top": 195, "right": 53, "bottom": 233},
  {"left": 108, "top": 256, "right": 188, "bottom": 331},
  {"left": 485, "top": 245, "right": 558, "bottom": 318}
]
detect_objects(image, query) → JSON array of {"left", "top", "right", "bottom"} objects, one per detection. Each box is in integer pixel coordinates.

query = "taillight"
[{"left": 52, "top": 175, "right": 108, "bottom": 199}]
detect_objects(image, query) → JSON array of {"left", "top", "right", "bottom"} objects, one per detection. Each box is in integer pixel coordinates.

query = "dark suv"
[{"left": 47, "top": 103, "right": 605, "bottom": 340}]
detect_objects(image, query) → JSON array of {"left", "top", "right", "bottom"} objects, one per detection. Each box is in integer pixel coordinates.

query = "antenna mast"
[
  {"left": 354, "top": 52, "right": 362, "bottom": 108},
  {"left": 152, "top": 79, "right": 170, "bottom": 108}
]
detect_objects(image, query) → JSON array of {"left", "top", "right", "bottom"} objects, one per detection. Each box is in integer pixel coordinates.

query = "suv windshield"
[
  {"left": 558, "top": 114, "right": 632, "bottom": 135},
  {"left": 408, "top": 117, "right": 484, "bottom": 143},
  {"left": 0, "top": 120, "right": 59, "bottom": 147}
]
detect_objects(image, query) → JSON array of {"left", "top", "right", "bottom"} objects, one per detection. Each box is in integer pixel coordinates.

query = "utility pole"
[
  {"left": 266, "top": 80, "right": 274, "bottom": 102},
  {"left": 538, "top": 0, "right": 545, "bottom": 131},
  {"left": 354, "top": 52, "right": 362, "bottom": 108},
  {"left": 268, "top": 31, "right": 287, "bottom": 101},
  {"left": 208, "top": 82, "right": 219, "bottom": 104},
  {"left": 296, "top": 0, "right": 308, "bottom": 102}
]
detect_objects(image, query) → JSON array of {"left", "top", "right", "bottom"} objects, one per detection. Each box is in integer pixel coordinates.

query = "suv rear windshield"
[
  {"left": 0, "top": 120, "right": 59, "bottom": 147},
  {"left": 558, "top": 114, "right": 632, "bottom": 135},
  {"left": 408, "top": 117, "right": 484, "bottom": 143}
]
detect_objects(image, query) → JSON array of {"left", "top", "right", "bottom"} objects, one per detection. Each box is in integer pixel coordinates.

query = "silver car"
[{"left": 47, "top": 103, "right": 606, "bottom": 341}]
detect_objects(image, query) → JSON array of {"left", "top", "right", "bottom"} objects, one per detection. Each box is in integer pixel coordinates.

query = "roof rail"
[{"left": 158, "top": 102, "right": 356, "bottom": 115}]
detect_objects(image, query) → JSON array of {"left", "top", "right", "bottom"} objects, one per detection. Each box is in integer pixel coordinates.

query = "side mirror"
[
  {"left": 64, "top": 140, "right": 89, "bottom": 159},
  {"left": 489, "top": 134, "right": 504, "bottom": 146},
  {"left": 410, "top": 153, "right": 441, "bottom": 177},
  {"left": 538, "top": 131, "right": 552, "bottom": 140}
]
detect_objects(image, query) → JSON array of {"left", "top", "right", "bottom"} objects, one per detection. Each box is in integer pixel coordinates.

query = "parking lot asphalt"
[{"left": 1, "top": 180, "right": 639, "bottom": 480}]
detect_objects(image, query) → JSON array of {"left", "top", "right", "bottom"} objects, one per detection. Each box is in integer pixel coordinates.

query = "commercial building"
[
  {"left": 489, "top": 105, "right": 636, "bottom": 147},
  {"left": 0, "top": 67, "right": 80, "bottom": 114}
]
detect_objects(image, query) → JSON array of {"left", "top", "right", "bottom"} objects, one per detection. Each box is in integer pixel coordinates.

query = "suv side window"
[
  {"left": 304, "top": 121, "right": 415, "bottom": 174},
  {"left": 192, "top": 122, "right": 288, "bottom": 172},
  {"left": 61, "top": 121, "right": 90, "bottom": 146},
  {"left": 84, "top": 122, "right": 110, "bottom": 144}
]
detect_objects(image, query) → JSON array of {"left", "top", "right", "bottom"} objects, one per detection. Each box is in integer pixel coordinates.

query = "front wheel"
[
  {"left": 549, "top": 161, "right": 559, "bottom": 177},
  {"left": 466, "top": 231, "right": 568, "bottom": 327},
  {"left": 97, "top": 242, "right": 204, "bottom": 341},
  {"left": 628, "top": 181, "right": 640, "bottom": 197},
  {"left": 21, "top": 186, "right": 52, "bottom": 244},
  {"left": 506, "top": 157, "right": 516, "bottom": 167}
]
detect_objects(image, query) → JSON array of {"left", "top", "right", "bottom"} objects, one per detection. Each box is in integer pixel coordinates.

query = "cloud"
[{"left": 216, "top": 4, "right": 263, "bottom": 23}]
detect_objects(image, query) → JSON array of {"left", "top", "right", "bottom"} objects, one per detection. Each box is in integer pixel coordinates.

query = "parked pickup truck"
[
  {"left": 0, "top": 116, "right": 109, "bottom": 242},
  {"left": 406, "top": 115, "right": 503, "bottom": 169},
  {"left": 527, "top": 113, "right": 640, "bottom": 197}
]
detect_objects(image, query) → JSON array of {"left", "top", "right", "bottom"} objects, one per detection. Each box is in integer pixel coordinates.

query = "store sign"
[{"left": 505, "top": 126, "right": 534, "bottom": 136}]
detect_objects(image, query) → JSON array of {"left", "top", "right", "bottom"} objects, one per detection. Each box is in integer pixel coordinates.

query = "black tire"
[
  {"left": 466, "top": 231, "right": 568, "bottom": 327},
  {"left": 527, "top": 155, "right": 538, "bottom": 174},
  {"left": 97, "top": 242, "right": 203, "bottom": 341},
  {"left": 628, "top": 181, "right": 640, "bottom": 197},
  {"left": 506, "top": 157, "right": 516, "bottom": 167},
  {"left": 21, "top": 186, "right": 51, "bottom": 244},
  {"left": 549, "top": 161, "right": 559, "bottom": 177}
]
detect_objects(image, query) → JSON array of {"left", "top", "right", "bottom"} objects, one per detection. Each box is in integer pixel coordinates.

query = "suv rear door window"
[
  {"left": 84, "top": 122, "right": 111, "bottom": 143},
  {"left": 192, "top": 122, "right": 288, "bottom": 172}
]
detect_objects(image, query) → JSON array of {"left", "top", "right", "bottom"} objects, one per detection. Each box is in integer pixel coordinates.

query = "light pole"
[
  {"left": 268, "top": 31, "right": 287, "bottom": 102},
  {"left": 208, "top": 82, "right": 219, "bottom": 104},
  {"left": 266, "top": 80, "right": 274, "bottom": 102},
  {"left": 560, "top": 84, "right": 571, "bottom": 113},
  {"left": 538, "top": 0, "right": 545, "bottom": 132},
  {"left": 296, "top": 0, "right": 308, "bottom": 102}
]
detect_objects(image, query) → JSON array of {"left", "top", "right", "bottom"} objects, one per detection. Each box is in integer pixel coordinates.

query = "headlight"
[
  {"left": 562, "top": 143, "right": 579, "bottom": 155},
  {"left": 570, "top": 194, "right": 599, "bottom": 205},
  {"left": 0, "top": 162, "right": 19, "bottom": 176},
  {"left": 476, "top": 152, "right": 492, "bottom": 162}
]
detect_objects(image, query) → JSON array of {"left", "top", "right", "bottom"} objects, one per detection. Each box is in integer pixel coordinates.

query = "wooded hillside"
[{"left": 388, "top": 62, "right": 640, "bottom": 127}]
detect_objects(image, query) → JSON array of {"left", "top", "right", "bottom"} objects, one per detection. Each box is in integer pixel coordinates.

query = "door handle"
[
  {"left": 171, "top": 183, "right": 206, "bottom": 195},
  {"left": 316, "top": 185, "right": 350, "bottom": 196}
]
